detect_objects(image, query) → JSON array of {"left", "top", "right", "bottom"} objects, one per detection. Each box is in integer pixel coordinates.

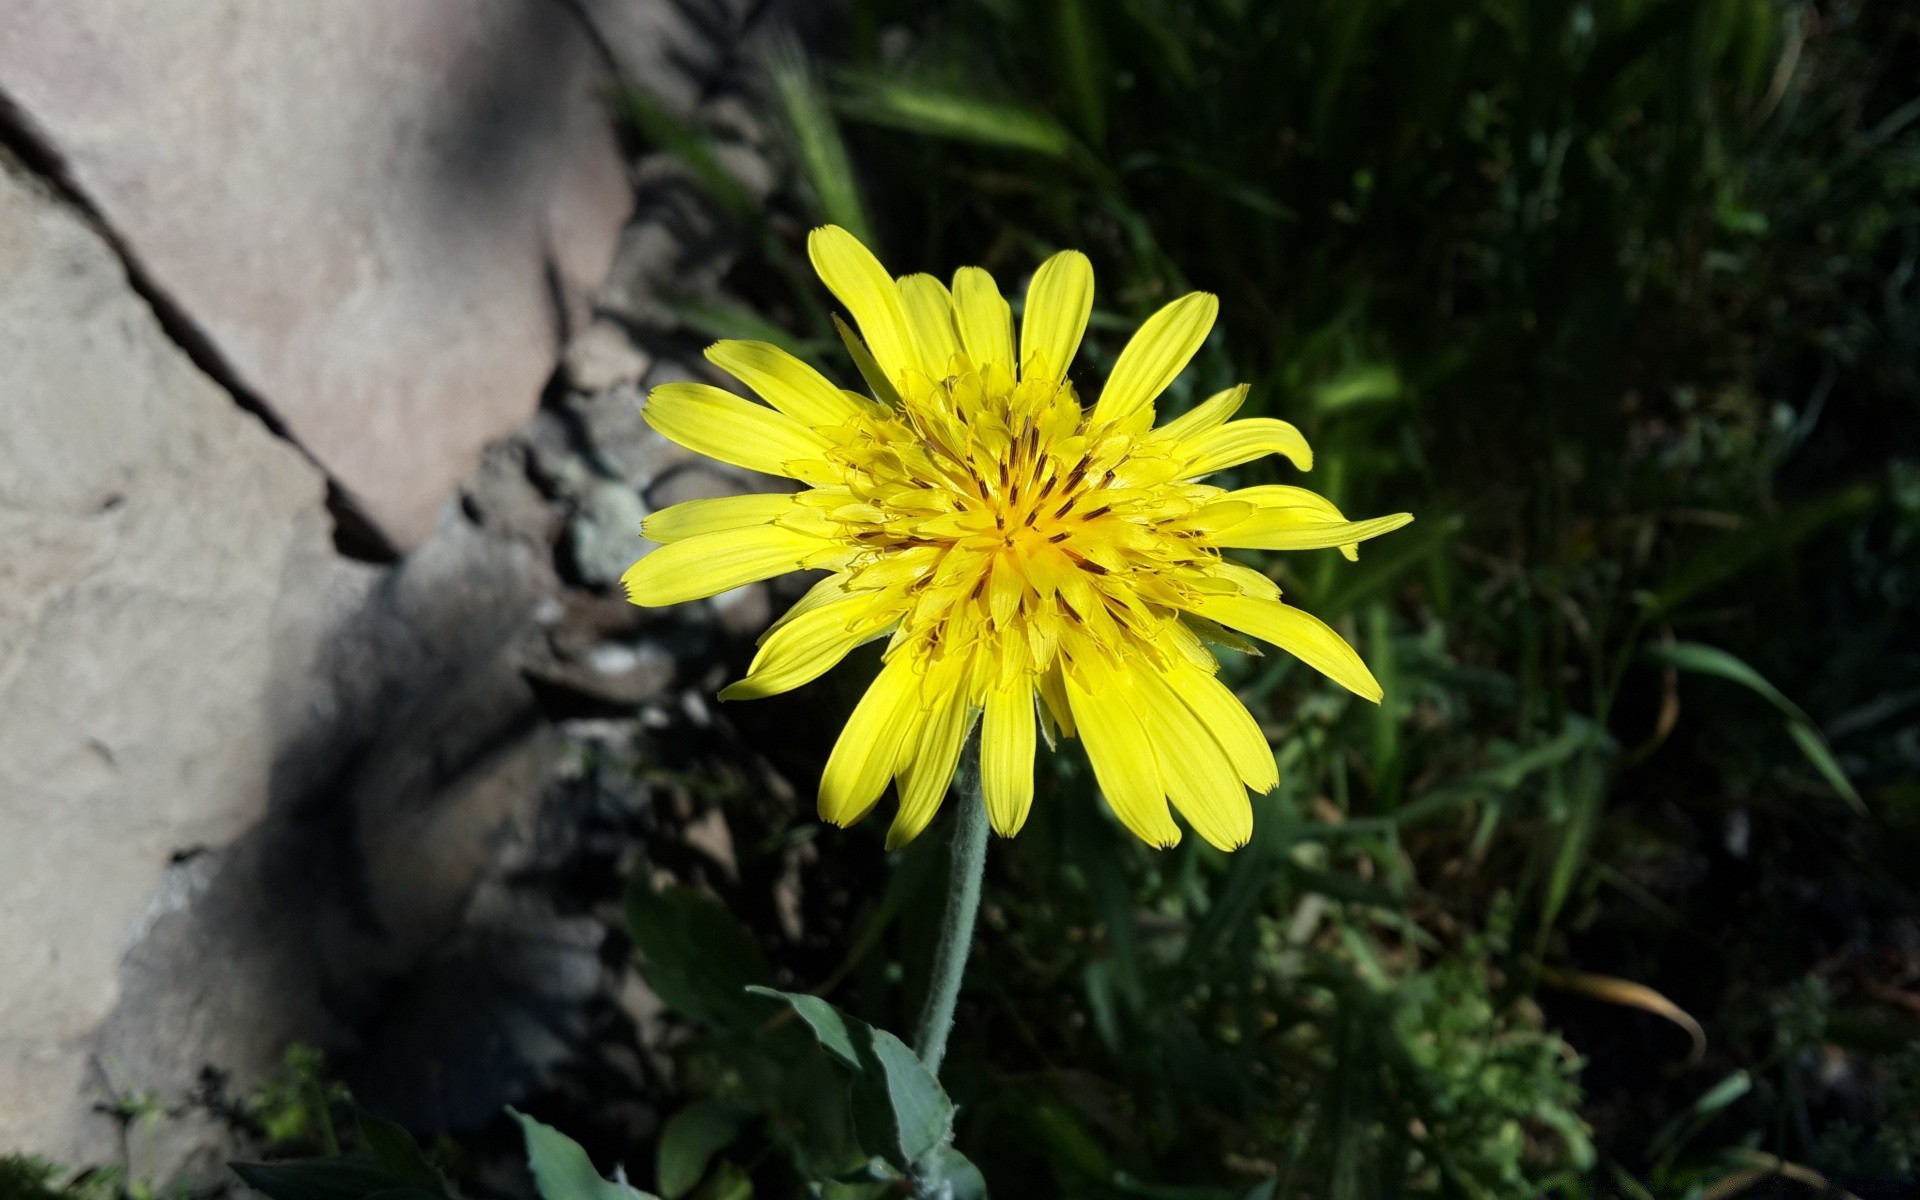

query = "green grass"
[{"left": 610, "top": 0, "right": 1920, "bottom": 1195}]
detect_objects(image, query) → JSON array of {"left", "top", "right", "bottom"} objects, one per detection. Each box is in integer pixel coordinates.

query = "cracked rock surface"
[{"left": 0, "top": 0, "right": 788, "bottom": 1186}]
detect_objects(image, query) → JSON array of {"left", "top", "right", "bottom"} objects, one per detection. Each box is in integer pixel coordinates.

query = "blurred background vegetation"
[{"left": 617, "top": 0, "right": 1920, "bottom": 1196}]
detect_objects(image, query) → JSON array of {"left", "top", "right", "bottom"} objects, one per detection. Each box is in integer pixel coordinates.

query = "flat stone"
[
  {"left": 0, "top": 152, "right": 334, "bottom": 1166},
  {"left": 0, "top": 0, "right": 632, "bottom": 549},
  {"left": 564, "top": 320, "right": 654, "bottom": 394},
  {"left": 570, "top": 479, "right": 650, "bottom": 590}
]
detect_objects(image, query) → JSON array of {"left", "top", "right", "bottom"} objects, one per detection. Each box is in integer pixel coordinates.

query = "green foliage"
[
  {"left": 746, "top": 988, "right": 957, "bottom": 1173},
  {"left": 510, "top": 1110, "right": 659, "bottom": 1200},
  {"left": 231, "top": 1109, "right": 455, "bottom": 1200},
  {"left": 244, "top": 1044, "right": 350, "bottom": 1153},
  {"left": 0, "top": 1158, "right": 119, "bottom": 1200},
  {"left": 609, "top": 0, "right": 1920, "bottom": 1194}
]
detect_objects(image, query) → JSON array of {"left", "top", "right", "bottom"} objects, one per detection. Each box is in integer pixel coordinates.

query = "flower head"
[{"left": 624, "top": 227, "right": 1411, "bottom": 851}]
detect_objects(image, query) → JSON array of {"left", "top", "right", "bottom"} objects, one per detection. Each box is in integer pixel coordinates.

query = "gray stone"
[
  {"left": 575, "top": 382, "right": 696, "bottom": 491},
  {"left": 0, "top": 0, "right": 633, "bottom": 550},
  {"left": 564, "top": 320, "right": 654, "bottom": 394},
  {"left": 570, "top": 480, "right": 650, "bottom": 589},
  {"left": 0, "top": 152, "right": 335, "bottom": 1165},
  {"left": 86, "top": 502, "right": 563, "bottom": 1187}
]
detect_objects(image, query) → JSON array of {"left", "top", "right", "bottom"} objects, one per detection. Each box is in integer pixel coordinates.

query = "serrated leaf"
[
  {"left": 656, "top": 1101, "right": 753, "bottom": 1200},
  {"left": 509, "top": 1109, "right": 658, "bottom": 1200}
]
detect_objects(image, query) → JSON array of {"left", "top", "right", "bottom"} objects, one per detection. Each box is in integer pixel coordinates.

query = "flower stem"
[{"left": 912, "top": 736, "right": 988, "bottom": 1077}]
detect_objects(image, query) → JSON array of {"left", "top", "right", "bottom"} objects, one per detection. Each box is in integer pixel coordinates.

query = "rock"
[
  {"left": 0, "top": 0, "right": 633, "bottom": 550},
  {"left": 595, "top": 161, "right": 738, "bottom": 331},
  {"left": 570, "top": 480, "right": 650, "bottom": 589},
  {"left": 564, "top": 320, "right": 654, "bottom": 394},
  {"left": 711, "top": 584, "right": 773, "bottom": 638},
  {"left": 0, "top": 151, "right": 336, "bottom": 1167},
  {"left": 574, "top": 382, "right": 695, "bottom": 490},
  {"left": 524, "top": 635, "right": 676, "bottom": 709},
  {"left": 350, "top": 916, "right": 607, "bottom": 1131},
  {"left": 83, "top": 501, "right": 563, "bottom": 1186},
  {"left": 463, "top": 441, "right": 564, "bottom": 551}
]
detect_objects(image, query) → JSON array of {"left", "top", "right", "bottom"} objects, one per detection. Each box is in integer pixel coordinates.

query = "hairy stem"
[{"left": 912, "top": 737, "right": 989, "bottom": 1077}]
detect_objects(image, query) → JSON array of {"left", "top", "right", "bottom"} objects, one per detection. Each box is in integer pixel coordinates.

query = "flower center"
[{"left": 799, "top": 366, "right": 1228, "bottom": 683}]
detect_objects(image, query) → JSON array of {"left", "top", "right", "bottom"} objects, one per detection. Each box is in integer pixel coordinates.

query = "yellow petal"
[
  {"left": 1213, "top": 510, "right": 1415, "bottom": 553},
  {"left": 1209, "top": 485, "right": 1412, "bottom": 561},
  {"left": 643, "top": 382, "right": 834, "bottom": 480},
  {"left": 720, "top": 595, "right": 882, "bottom": 700},
  {"left": 622, "top": 525, "right": 825, "bottom": 607},
  {"left": 1064, "top": 664, "right": 1181, "bottom": 848},
  {"left": 950, "top": 266, "right": 1015, "bottom": 373},
  {"left": 820, "top": 655, "right": 921, "bottom": 827},
  {"left": 1175, "top": 417, "right": 1314, "bottom": 477},
  {"left": 888, "top": 690, "right": 972, "bottom": 850},
  {"left": 1149, "top": 383, "right": 1247, "bottom": 446},
  {"left": 982, "top": 680, "right": 1036, "bottom": 836},
  {"left": 764, "top": 572, "right": 852, "bottom": 638},
  {"left": 1225, "top": 483, "right": 1344, "bottom": 516},
  {"left": 642, "top": 492, "right": 796, "bottom": 543},
  {"left": 1190, "top": 595, "right": 1382, "bottom": 703},
  {"left": 1091, "top": 292, "right": 1218, "bottom": 426},
  {"left": 1131, "top": 667, "right": 1251, "bottom": 850},
  {"left": 706, "top": 340, "right": 871, "bottom": 428},
  {"left": 1020, "top": 249, "right": 1093, "bottom": 383},
  {"left": 1168, "top": 661, "right": 1278, "bottom": 793},
  {"left": 1037, "top": 664, "right": 1074, "bottom": 743},
  {"left": 808, "top": 225, "right": 918, "bottom": 389},
  {"left": 896, "top": 274, "right": 959, "bottom": 379}
]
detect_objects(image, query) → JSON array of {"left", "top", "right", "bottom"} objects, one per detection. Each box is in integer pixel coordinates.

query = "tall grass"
[{"left": 626, "top": 1, "right": 1920, "bottom": 1194}]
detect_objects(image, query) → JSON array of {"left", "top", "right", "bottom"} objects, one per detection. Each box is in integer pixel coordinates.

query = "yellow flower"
[{"left": 623, "top": 227, "right": 1411, "bottom": 851}]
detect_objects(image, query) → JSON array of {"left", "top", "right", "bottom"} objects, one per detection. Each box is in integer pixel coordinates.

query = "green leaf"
[
  {"left": 746, "top": 988, "right": 954, "bottom": 1170},
  {"left": 690, "top": 1162, "right": 753, "bottom": 1200},
  {"left": 1313, "top": 364, "right": 1403, "bottom": 413},
  {"left": 744, "top": 986, "right": 862, "bottom": 1069},
  {"left": 917, "top": 1146, "right": 987, "bottom": 1200},
  {"left": 665, "top": 296, "right": 824, "bottom": 360},
  {"left": 627, "top": 886, "right": 773, "bottom": 1030},
  {"left": 509, "top": 1109, "right": 658, "bottom": 1200},
  {"left": 1648, "top": 483, "right": 1876, "bottom": 613},
  {"left": 1644, "top": 642, "right": 1811, "bottom": 726},
  {"left": 837, "top": 77, "right": 1076, "bottom": 158},
  {"left": 621, "top": 91, "right": 755, "bottom": 223},
  {"left": 228, "top": 1159, "right": 403, "bottom": 1200},
  {"left": 354, "top": 1111, "right": 444, "bottom": 1196},
  {"left": 848, "top": 1028, "right": 953, "bottom": 1169},
  {"left": 656, "top": 1102, "right": 753, "bottom": 1200},
  {"left": 833, "top": 315, "right": 903, "bottom": 407},
  {"left": 1786, "top": 721, "right": 1866, "bottom": 814},
  {"left": 765, "top": 37, "right": 874, "bottom": 245},
  {"left": 1647, "top": 642, "right": 1863, "bottom": 812}
]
